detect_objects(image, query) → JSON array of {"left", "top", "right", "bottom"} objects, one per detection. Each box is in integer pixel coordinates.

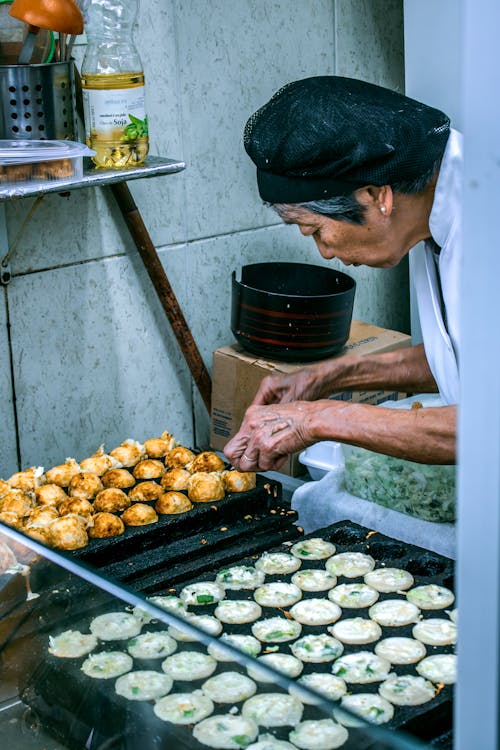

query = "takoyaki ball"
[
  {"left": 49, "top": 516, "right": 88, "bottom": 550},
  {"left": 89, "top": 512, "right": 125, "bottom": 539},
  {"left": 0, "top": 510, "right": 24, "bottom": 529},
  {"left": 109, "top": 440, "right": 146, "bottom": 468},
  {"left": 80, "top": 445, "right": 120, "bottom": 475},
  {"left": 121, "top": 503, "right": 158, "bottom": 526},
  {"left": 155, "top": 492, "right": 193, "bottom": 515},
  {"left": 187, "top": 472, "right": 225, "bottom": 503},
  {"left": 101, "top": 468, "right": 136, "bottom": 490},
  {"left": 128, "top": 481, "right": 163, "bottom": 503},
  {"left": 164, "top": 446, "right": 196, "bottom": 470},
  {"left": 35, "top": 484, "right": 68, "bottom": 507},
  {"left": 94, "top": 488, "right": 131, "bottom": 513},
  {"left": 143, "top": 431, "right": 177, "bottom": 458},
  {"left": 59, "top": 498, "right": 94, "bottom": 518},
  {"left": 25, "top": 506, "right": 59, "bottom": 528},
  {"left": 23, "top": 525, "right": 51, "bottom": 545},
  {"left": 7, "top": 466, "right": 45, "bottom": 491},
  {"left": 45, "top": 458, "right": 81, "bottom": 487},
  {"left": 187, "top": 451, "right": 225, "bottom": 474},
  {"left": 0, "top": 479, "right": 10, "bottom": 498},
  {"left": 160, "top": 468, "right": 190, "bottom": 492},
  {"left": 68, "top": 472, "right": 103, "bottom": 501},
  {"left": 223, "top": 470, "right": 257, "bottom": 493},
  {"left": 133, "top": 459, "right": 165, "bottom": 480},
  {"left": 0, "top": 491, "right": 35, "bottom": 517}
]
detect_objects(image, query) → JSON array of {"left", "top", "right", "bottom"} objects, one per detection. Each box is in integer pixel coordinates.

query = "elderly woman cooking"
[{"left": 224, "top": 76, "right": 460, "bottom": 473}]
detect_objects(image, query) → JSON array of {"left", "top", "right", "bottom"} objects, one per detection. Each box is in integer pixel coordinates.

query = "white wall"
[{"left": 0, "top": 0, "right": 406, "bottom": 477}]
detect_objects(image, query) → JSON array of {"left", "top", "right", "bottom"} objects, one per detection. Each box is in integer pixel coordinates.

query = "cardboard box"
[{"left": 210, "top": 320, "right": 412, "bottom": 476}]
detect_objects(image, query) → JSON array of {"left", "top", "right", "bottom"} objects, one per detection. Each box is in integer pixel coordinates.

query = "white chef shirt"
[{"left": 411, "top": 128, "right": 462, "bottom": 405}]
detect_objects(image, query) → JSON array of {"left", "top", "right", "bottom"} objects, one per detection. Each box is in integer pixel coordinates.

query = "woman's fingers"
[{"left": 224, "top": 402, "right": 313, "bottom": 471}]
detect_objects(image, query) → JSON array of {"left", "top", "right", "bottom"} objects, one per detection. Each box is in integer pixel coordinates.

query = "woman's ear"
[{"left": 356, "top": 185, "right": 394, "bottom": 216}]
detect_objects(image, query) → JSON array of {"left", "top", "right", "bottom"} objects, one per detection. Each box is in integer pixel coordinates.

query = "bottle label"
[{"left": 82, "top": 85, "right": 148, "bottom": 142}]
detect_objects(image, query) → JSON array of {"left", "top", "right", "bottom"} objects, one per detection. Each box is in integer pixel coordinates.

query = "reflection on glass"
[{"left": 0, "top": 524, "right": 445, "bottom": 750}]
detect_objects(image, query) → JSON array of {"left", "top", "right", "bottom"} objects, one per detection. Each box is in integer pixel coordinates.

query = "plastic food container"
[
  {"left": 298, "top": 440, "right": 345, "bottom": 480},
  {"left": 342, "top": 394, "right": 456, "bottom": 522},
  {"left": 0, "top": 140, "right": 94, "bottom": 186}
]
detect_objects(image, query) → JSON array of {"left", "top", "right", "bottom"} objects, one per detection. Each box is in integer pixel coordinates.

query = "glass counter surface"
[{"left": 0, "top": 523, "right": 440, "bottom": 750}]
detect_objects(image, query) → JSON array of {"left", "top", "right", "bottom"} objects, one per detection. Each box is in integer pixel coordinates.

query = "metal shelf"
[{"left": 0, "top": 156, "right": 185, "bottom": 202}]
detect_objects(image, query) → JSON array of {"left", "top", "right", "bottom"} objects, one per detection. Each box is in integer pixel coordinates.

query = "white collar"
[{"left": 428, "top": 128, "right": 463, "bottom": 249}]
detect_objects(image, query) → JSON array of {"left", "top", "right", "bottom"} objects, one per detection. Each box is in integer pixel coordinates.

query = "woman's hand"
[
  {"left": 224, "top": 401, "right": 319, "bottom": 472},
  {"left": 251, "top": 364, "right": 329, "bottom": 406}
]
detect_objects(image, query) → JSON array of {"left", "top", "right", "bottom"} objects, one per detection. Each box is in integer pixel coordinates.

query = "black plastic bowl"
[{"left": 231, "top": 262, "right": 356, "bottom": 361}]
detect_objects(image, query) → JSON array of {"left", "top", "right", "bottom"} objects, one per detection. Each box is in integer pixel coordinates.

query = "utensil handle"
[{"left": 17, "top": 26, "right": 39, "bottom": 65}]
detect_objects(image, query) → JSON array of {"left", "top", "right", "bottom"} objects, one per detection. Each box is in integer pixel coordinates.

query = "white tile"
[
  {"left": 9, "top": 247, "right": 194, "bottom": 470},
  {"left": 335, "top": 0, "right": 405, "bottom": 91},
  {"left": 0, "top": 289, "right": 18, "bottom": 478},
  {"left": 176, "top": 0, "right": 335, "bottom": 239}
]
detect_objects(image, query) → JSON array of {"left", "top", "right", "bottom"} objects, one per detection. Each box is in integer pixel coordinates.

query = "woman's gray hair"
[{"left": 272, "top": 157, "right": 442, "bottom": 226}]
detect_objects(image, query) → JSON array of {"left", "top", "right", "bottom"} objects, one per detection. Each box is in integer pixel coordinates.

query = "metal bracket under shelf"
[{"left": 0, "top": 205, "right": 10, "bottom": 285}]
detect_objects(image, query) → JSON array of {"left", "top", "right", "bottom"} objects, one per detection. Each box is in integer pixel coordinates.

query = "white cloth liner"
[{"left": 291, "top": 468, "right": 456, "bottom": 560}]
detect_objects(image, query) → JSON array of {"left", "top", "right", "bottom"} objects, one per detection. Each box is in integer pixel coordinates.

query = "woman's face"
[{"left": 283, "top": 206, "right": 406, "bottom": 269}]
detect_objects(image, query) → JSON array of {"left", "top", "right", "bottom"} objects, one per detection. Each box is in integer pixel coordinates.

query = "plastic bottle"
[{"left": 81, "top": 0, "right": 149, "bottom": 168}]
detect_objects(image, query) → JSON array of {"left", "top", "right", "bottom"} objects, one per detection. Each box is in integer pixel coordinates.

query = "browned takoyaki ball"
[
  {"left": 187, "top": 452, "right": 225, "bottom": 474},
  {"left": 133, "top": 460, "right": 164, "bottom": 480},
  {"left": 101, "top": 468, "right": 136, "bottom": 490},
  {"left": 94, "top": 488, "right": 131, "bottom": 513},
  {"left": 109, "top": 440, "right": 146, "bottom": 468},
  {"left": 58, "top": 498, "right": 94, "bottom": 518},
  {"left": 79, "top": 445, "right": 118, "bottom": 476},
  {"left": 222, "top": 470, "right": 257, "bottom": 493},
  {"left": 143, "top": 431, "right": 177, "bottom": 459},
  {"left": 89, "top": 512, "right": 125, "bottom": 539},
  {"left": 35, "top": 484, "right": 68, "bottom": 507},
  {"left": 187, "top": 472, "right": 225, "bottom": 503},
  {"left": 160, "top": 468, "right": 190, "bottom": 492},
  {"left": 155, "top": 492, "right": 193, "bottom": 515},
  {"left": 128, "top": 481, "right": 163, "bottom": 503},
  {"left": 68, "top": 472, "right": 103, "bottom": 501},
  {"left": 0, "top": 491, "right": 34, "bottom": 517},
  {"left": 44, "top": 458, "right": 81, "bottom": 487},
  {"left": 23, "top": 526, "right": 51, "bottom": 544},
  {"left": 0, "top": 510, "right": 24, "bottom": 529},
  {"left": 48, "top": 516, "right": 88, "bottom": 550},
  {"left": 25, "top": 506, "right": 59, "bottom": 528},
  {"left": 7, "top": 466, "right": 45, "bottom": 491},
  {"left": 164, "top": 446, "right": 196, "bottom": 470},
  {"left": 121, "top": 503, "right": 158, "bottom": 526}
]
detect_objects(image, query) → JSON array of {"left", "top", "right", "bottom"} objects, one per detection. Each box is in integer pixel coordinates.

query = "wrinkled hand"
[
  {"left": 224, "top": 401, "right": 318, "bottom": 472},
  {"left": 251, "top": 365, "right": 327, "bottom": 407}
]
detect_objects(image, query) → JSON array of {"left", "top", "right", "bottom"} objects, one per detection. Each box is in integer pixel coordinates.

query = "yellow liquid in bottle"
[{"left": 81, "top": 72, "right": 149, "bottom": 168}]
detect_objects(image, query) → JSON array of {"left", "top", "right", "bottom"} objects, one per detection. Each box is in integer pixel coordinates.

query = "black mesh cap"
[{"left": 244, "top": 76, "right": 451, "bottom": 203}]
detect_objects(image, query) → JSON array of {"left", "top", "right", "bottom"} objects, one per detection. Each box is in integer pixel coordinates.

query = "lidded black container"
[{"left": 231, "top": 261, "right": 356, "bottom": 362}]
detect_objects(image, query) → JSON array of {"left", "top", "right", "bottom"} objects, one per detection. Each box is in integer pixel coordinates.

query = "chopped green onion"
[
  {"left": 196, "top": 594, "right": 215, "bottom": 604},
  {"left": 231, "top": 735, "right": 251, "bottom": 747}
]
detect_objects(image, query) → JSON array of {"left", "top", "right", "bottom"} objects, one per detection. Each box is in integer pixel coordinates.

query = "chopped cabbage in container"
[{"left": 343, "top": 447, "right": 455, "bottom": 522}]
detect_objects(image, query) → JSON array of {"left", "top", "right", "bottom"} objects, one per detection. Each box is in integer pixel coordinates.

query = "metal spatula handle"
[{"left": 17, "top": 25, "right": 39, "bottom": 64}]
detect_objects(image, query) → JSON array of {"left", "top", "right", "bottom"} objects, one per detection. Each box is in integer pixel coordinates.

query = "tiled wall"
[{"left": 0, "top": 0, "right": 406, "bottom": 477}]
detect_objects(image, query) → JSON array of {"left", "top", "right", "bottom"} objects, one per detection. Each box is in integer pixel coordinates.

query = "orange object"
[{"left": 9, "top": 0, "right": 83, "bottom": 35}]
